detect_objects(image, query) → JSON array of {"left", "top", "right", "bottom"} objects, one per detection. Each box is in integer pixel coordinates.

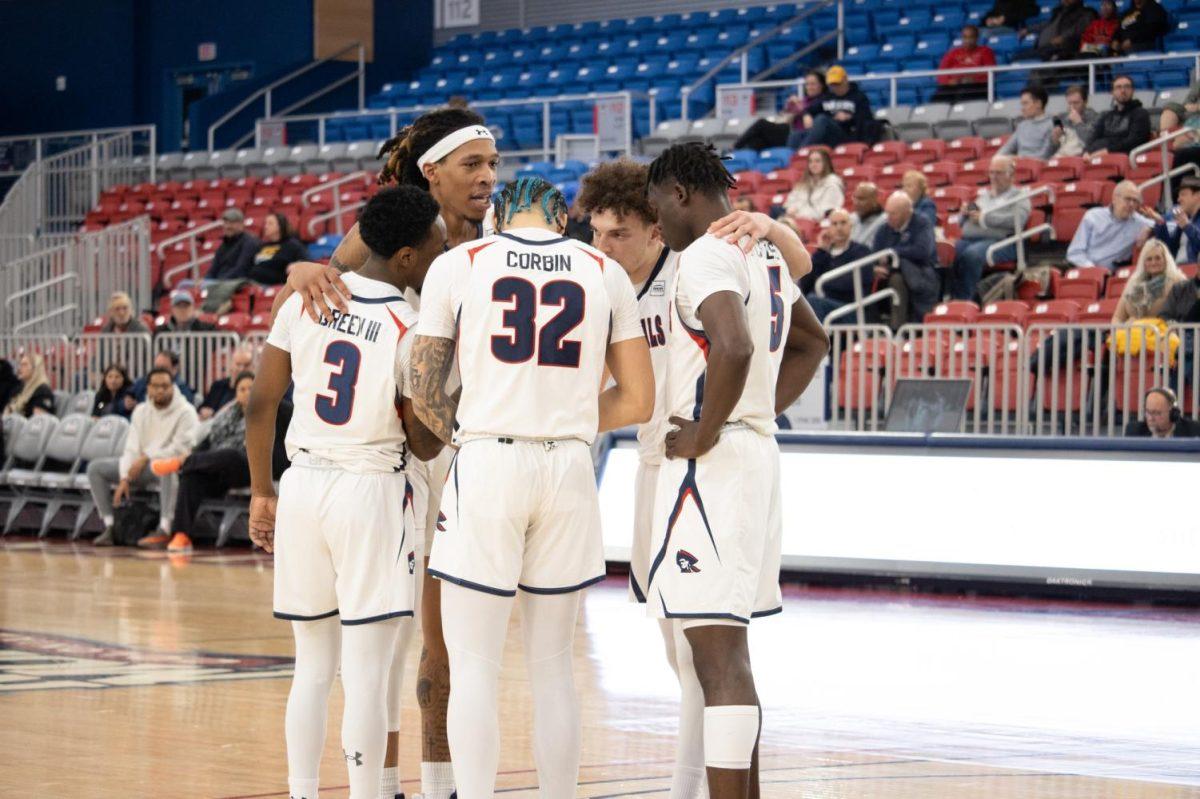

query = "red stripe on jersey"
[
  {"left": 467, "top": 241, "right": 496, "bottom": 265},
  {"left": 385, "top": 306, "right": 409, "bottom": 341},
  {"left": 575, "top": 246, "right": 605, "bottom": 271},
  {"left": 685, "top": 326, "right": 710, "bottom": 360}
]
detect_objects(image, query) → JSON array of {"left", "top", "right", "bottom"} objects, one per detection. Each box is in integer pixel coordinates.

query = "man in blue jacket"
[
  {"left": 1150, "top": 177, "right": 1200, "bottom": 264},
  {"left": 798, "top": 66, "right": 875, "bottom": 148},
  {"left": 873, "top": 193, "right": 939, "bottom": 329},
  {"left": 802, "top": 209, "right": 873, "bottom": 321}
]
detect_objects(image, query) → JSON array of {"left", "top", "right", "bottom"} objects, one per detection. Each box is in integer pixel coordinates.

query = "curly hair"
[
  {"left": 358, "top": 186, "right": 442, "bottom": 258},
  {"left": 376, "top": 108, "right": 488, "bottom": 188},
  {"left": 576, "top": 159, "right": 657, "bottom": 225},
  {"left": 646, "top": 142, "right": 736, "bottom": 197}
]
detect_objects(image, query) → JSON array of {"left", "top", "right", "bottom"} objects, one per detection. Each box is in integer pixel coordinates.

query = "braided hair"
[
  {"left": 646, "top": 142, "right": 736, "bottom": 197},
  {"left": 376, "top": 108, "right": 487, "bottom": 188},
  {"left": 494, "top": 177, "right": 568, "bottom": 230}
]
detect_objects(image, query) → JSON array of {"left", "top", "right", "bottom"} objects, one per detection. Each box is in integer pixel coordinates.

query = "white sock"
[
  {"left": 380, "top": 765, "right": 399, "bottom": 799},
  {"left": 420, "top": 761, "right": 456, "bottom": 799},
  {"left": 671, "top": 767, "right": 706, "bottom": 799},
  {"left": 102, "top": 514, "right": 113, "bottom": 526},
  {"left": 520, "top": 591, "right": 583, "bottom": 799},
  {"left": 289, "top": 777, "right": 320, "bottom": 799},
  {"left": 286, "top": 619, "right": 341, "bottom": 797},
  {"left": 159, "top": 516, "right": 171, "bottom": 533},
  {"left": 341, "top": 621, "right": 402, "bottom": 799},
  {"left": 441, "top": 582, "right": 513, "bottom": 799}
]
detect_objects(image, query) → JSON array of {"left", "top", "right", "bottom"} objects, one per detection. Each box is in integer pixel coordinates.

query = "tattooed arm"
[{"left": 409, "top": 335, "right": 459, "bottom": 446}]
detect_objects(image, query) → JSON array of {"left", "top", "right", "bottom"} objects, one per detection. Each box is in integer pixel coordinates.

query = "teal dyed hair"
[{"left": 495, "top": 177, "right": 568, "bottom": 228}]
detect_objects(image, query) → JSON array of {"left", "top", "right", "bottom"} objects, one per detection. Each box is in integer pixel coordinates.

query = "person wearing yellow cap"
[{"left": 796, "top": 65, "right": 875, "bottom": 149}]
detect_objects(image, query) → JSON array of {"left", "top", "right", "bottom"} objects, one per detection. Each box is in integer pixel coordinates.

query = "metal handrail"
[
  {"left": 306, "top": 201, "right": 366, "bottom": 238},
  {"left": 815, "top": 248, "right": 898, "bottom": 326},
  {"left": 156, "top": 220, "right": 222, "bottom": 259},
  {"left": 0, "top": 124, "right": 156, "bottom": 146},
  {"left": 717, "top": 50, "right": 1200, "bottom": 110},
  {"left": 1130, "top": 127, "right": 1200, "bottom": 208},
  {"left": 986, "top": 223, "right": 1053, "bottom": 267},
  {"left": 13, "top": 305, "right": 79, "bottom": 335},
  {"left": 1137, "top": 163, "right": 1200, "bottom": 195},
  {"left": 679, "top": 0, "right": 838, "bottom": 120},
  {"left": 301, "top": 171, "right": 371, "bottom": 208},
  {"left": 823, "top": 288, "right": 899, "bottom": 326},
  {"left": 971, "top": 185, "right": 1053, "bottom": 270},
  {"left": 209, "top": 41, "right": 366, "bottom": 152}
]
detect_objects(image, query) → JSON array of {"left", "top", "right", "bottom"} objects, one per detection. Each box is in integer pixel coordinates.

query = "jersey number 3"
[
  {"left": 491, "top": 277, "right": 584, "bottom": 367},
  {"left": 315, "top": 340, "right": 361, "bottom": 425}
]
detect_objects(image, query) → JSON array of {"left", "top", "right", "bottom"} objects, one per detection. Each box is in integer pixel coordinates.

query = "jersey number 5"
[
  {"left": 768, "top": 265, "right": 784, "bottom": 352},
  {"left": 491, "top": 277, "right": 584, "bottom": 367},
  {"left": 315, "top": 340, "right": 361, "bottom": 425}
]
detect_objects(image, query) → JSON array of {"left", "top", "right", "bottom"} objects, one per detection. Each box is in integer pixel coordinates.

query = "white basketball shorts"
[
  {"left": 646, "top": 427, "right": 783, "bottom": 624},
  {"left": 273, "top": 454, "right": 417, "bottom": 624},
  {"left": 628, "top": 460, "right": 659, "bottom": 604},
  {"left": 428, "top": 438, "right": 605, "bottom": 597}
]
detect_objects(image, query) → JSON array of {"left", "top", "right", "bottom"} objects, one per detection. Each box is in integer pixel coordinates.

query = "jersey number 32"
[{"left": 490, "top": 277, "right": 584, "bottom": 368}]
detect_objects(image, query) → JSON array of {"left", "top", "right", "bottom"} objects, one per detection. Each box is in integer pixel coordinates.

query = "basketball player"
[
  {"left": 577, "top": 160, "right": 813, "bottom": 799},
  {"left": 245, "top": 186, "right": 447, "bottom": 799},
  {"left": 283, "top": 108, "right": 499, "bottom": 799},
  {"left": 644, "top": 143, "right": 829, "bottom": 798},
  {"left": 408, "top": 177, "right": 653, "bottom": 798}
]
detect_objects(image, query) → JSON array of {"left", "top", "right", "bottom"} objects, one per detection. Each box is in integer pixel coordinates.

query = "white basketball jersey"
[
  {"left": 268, "top": 272, "right": 419, "bottom": 473},
  {"left": 634, "top": 246, "right": 679, "bottom": 465},
  {"left": 664, "top": 234, "right": 797, "bottom": 438},
  {"left": 416, "top": 226, "right": 641, "bottom": 443}
]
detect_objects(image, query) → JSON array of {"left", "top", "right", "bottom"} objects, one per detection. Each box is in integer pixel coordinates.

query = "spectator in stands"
[
  {"left": 130, "top": 350, "right": 196, "bottom": 407},
  {"left": 1146, "top": 177, "right": 1200, "bottom": 263},
  {"left": 733, "top": 70, "right": 827, "bottom": 152},
  {"left": 100, "top": 291, "right": 149, "bottom": 334},
  {"left": 0, "top": 360, "right": 18, "bottom": 415},
  {"left": 247, "top": 213, "right": 309, "bottom": 285},
  {"left": 1080, "top": 0, "right": 1120, "bottom": 54},
  {"left": 1111, "top": 239, "right": 1188, "bottom": 323},
  {"left": 1156, "top": 103, "right": 1200, "bottom": 149},
  {"left": 850, "top": 182, "right": 886, "bottom": 246},
  {"left": 784, "top": 150, "right": 845, "bottom": 221},
  {"left": 802, "top": 210, "right": 873, "bottom": 321},
  {"left": 1186, "top": 77, "right": 1200, "bottom": 116},
  {"left": 3, "top": 354, "right": 55, "bottom": 418},
  {"left": 207, "top": 209, "right": 260, "bottom": 281},
  {"left": 1052, "top": 85, "right": 1099, "bottom": 156},
  {"left": 1019, "top": 0, "right": 1096, "bottom": 62},
  {"left": 1085, "top": 75, "right": 1152, "bottom": 155},
  {"left": 1124, "top": 387, "right": 1200, "bottom": 437},
  {"left": 150, "top": 371, "right": 289, "bottom": 553},
  {"left": 902, "top": 171, "right": 938, "bottom": 228},
  {"left": 90, "top": 364, "right": 133, "bottom": 419},
  {"left": 999, "top": 86, "right": 1056, "bottom": 159},
  {"left": 733, "top": 196, "right": 756, "bottom": 213},
  {"left": 950, "top": 156, "right": 1032, "bottom": 300},
  {"left": 1110, "top": 0, "right": 1171, "bottom": 53},
  {"left": 87, "top": 366, "right": 198, "bottom": 548},
  {"left": 199, "top": 346, "right": 254, "bottom": 421},
  {"left": 156, "top": 290, "right": 216, "bottom": 334},
  {"left": 932, "top": 26, "right": 997, "bottom": 104},
  {"left": 1160, "top": 253, "right": 1200, "bottom": 321},
  {"left": 984, "top": 0, "right": 1040, "bottom": 31},
  {"left": 873, "top": 192, "right": 939, "bottom": 328},
  {"left": 797, "top": 66, "right": 874, "bottom": 149},
  {"left": 1067, "top": 180, "right": 1155, "bottom": 268}
]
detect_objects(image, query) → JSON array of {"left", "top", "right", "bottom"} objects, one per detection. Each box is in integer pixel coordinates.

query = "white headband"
[{"left": 416, "top": 125, "right": 495, "bottom": 169}]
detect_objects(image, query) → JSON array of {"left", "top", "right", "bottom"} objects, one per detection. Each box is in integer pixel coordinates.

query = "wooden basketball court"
[{"left": 2, "top": 539, "right": 1198, "bottom": 798}]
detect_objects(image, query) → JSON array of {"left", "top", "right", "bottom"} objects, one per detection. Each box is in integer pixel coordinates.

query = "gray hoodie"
[
  {"left": 998, "top": 115, "right": 1056, "bottom": 160},
  {"left": 119, "top": 388, "right": 198, "bottom": 477}
]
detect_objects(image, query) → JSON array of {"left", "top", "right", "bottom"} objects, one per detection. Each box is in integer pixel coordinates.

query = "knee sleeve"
[{"left": 702, "top": 705, "right": 760, "bottom": 770}]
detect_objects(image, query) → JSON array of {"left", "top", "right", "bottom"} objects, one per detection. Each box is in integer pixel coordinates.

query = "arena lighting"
[{"left": 598, "top": 432, "right": 1200, "bottom": 594}]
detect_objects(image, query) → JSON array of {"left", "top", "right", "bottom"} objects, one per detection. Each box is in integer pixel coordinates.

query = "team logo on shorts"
[
  {"left": 676, "top": 549, "right": 701, "bottom": 573},
  {"left": 408, "top": 551, "right": 416, "bottom": 574},
  {"left": 436, "top": 512, "right": 447, "bottom": 532}
]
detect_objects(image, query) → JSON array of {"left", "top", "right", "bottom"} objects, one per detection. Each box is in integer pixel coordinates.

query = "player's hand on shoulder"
[
  {"left": 708, "top": 210, "right": 774, "bottom": 254},
  {"left": 286, "top": 261, "right": 351, "bottom": 323},
  {"left": 664, "top": 415, "right": 719, "bottom": 460},
  {"left": 248, "top": 495, "right": 278, "bottom": 554}
]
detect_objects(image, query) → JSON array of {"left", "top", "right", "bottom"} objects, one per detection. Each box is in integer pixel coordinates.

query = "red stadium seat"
[
  {"left": 952, "top": 161, "right": 990, "bottom": 187},
  {"left": 1051, "top": 207, "right": 1087, "bottom": 243},
  {"left": 1181, "top": 263, "right": 1198, "bottom": 279},
  {"left": 1012, "top": 157, "right": 1041, "bottom": 184},
  {"left": 875, "top": 163, "right": 918, "bottom": 192},
  {"left": 936, "top": 239, "right": 956, "bottom": 268},
  {"left": 1040, "top": 156, "right": 1085, "bottom": 183},
  {"left": 946, "top": 136, "right": 985, "bottom": 163},
  {"left": 831, "top": 142, "right": 869, "bottom": 169},
  {"left": 978, "top": 300, "right": 1028, "bottom": 326},
  {"left": 1081, "top": 153, "right": 1127, "bottom": 182},
  {"left": 840, "top": 164, "right": 879, "bottom": 186},
  {"left": 216, "top": 312, "right": 251, "bottom": 334},
  {"left": 863, "top": 141, "right": 908, "bottom": 167},
  {"left": 1079, "top": 298, "right": 1119, "bottom": 323},
  {"left": 931, "top": 186, "right": 975, "bottom": 218},
  {"left": 1056, "top": 267, "right": 1107, "bottom": 301},
  {"left": 924, "top": 300, "right": 980, "bottom": 325},
  {"left": 733, "top": 171, "right": 764, "bottom": 192},
  {"left": 921, "top": 162, "right": 957, "bottom": 187},
  {"left": 1027, "top": 299, "right": 1080, "bottom": 325},
  {"left": 1054, "top": 181, "right": 1107, "bottom": 210},
  {"left": 907, "top": 139, "right": 946, "bottom": 164}
]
